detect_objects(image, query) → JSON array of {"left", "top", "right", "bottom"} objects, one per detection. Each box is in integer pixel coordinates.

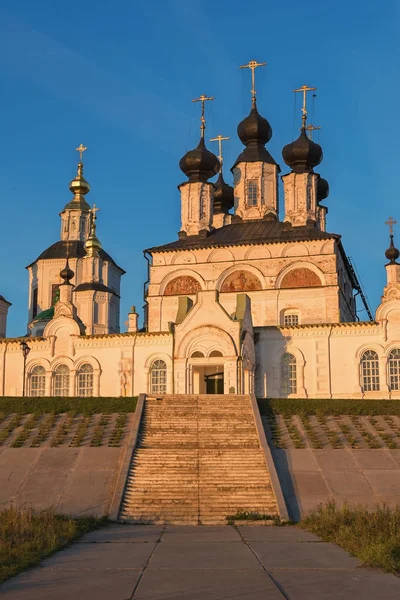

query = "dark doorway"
[{"left": 205, "top": 372, "right": 224, "bottom": 394}]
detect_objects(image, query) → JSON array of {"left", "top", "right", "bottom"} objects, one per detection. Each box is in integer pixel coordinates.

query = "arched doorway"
[{"left": 189, "top": 350, "right": 224, "bottom": 394}]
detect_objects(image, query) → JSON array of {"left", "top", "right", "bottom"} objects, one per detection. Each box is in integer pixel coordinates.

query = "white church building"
[{"left": 1, "top": 76, "right": 400, "bottom": 400}]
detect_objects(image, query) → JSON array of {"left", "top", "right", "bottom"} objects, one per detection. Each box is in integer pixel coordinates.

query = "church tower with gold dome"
[{"left": 26, "top": 147, "right": 125, "bottom": 336}]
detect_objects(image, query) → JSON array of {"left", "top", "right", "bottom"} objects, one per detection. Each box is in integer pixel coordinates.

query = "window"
[
  {"left": 281, "top": 353, "right": 297, "bottom": 395},
  {"left": 360, "top": 350, "right": 379, "bottom": 392},
  {"left": 51, "top": 284, "right": 60, "bottom": 306},
  {"left": 246, "top": 180, "right": 258, "bottom": 206},
  {"left": 53, "top": 364, "right": 69, "bottom": 397},
  {"left": 284, "top": 314, "right": 299, "bottom": 327},
  {"left": 150, "top": 359, "right": 167, "bottom": 394},
  {"left": 30, "top": 365, "right": 46, "bottom": 397},
  {"left": 32, "top": 288, "right": 38, "bottom": 319},
  {"left": 77, "top": 363, "right": 94, "bottom": 397},
  {"left": 388, "top": 349, "right": 400, "bottom": 391}
]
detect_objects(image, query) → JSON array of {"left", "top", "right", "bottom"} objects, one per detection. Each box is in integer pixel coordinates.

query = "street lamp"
[{"left": 19, "top": 340, "right": 31, "bottom": 397}]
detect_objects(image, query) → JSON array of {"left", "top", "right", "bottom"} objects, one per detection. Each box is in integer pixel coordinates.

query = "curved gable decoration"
[
  {"left": 164, "top": 276, "right": 201, "bottom": 296},
  {"left": 280, "top": 268, "right": 321, "bottom": 289},
  {"left": 221, "top": 270, "right": 262, "bottom": 293}
]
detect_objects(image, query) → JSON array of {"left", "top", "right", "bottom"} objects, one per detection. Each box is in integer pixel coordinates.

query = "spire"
[
  {"left": 282, "top": 84, "right": 323, "bottom": 173},
  {"left": 179, "top": 95, "right": 220, "bottom": 182},
  {"left": 64, "top": 144, "right": 91, "bottom": 211},
  {"left": 385, "top": 217, "right": 400, "bottom": 264},
  {"left": 85, "top": 204, "right": 102, "bottom": 257},
  {"left": 210, "top": 135, "right": 234, "bottom": 214},
  {"left": 60, "top": 241, "right": 74, "bottom": 284},
  {"left": 233, "top": 60, "right": 277, "bottom": 168}
]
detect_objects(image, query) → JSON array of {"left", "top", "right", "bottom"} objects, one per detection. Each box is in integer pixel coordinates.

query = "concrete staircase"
[{"left": 119, "top": 394, "right": 278, "bottom": 525}]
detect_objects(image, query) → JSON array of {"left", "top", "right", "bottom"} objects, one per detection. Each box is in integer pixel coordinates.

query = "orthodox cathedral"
[{"left": 1, "top": 64, "right": 400, "bottom": 400}]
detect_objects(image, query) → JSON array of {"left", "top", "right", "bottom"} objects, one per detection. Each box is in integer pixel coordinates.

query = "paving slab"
[
  {"left": 269, "top": 568, "right": 400, "bottom": 599},
  {"left": 0, "top": 568, "right": 141, "bottom": 600},
  {"left": 353, "top": 450, "right": 398, "bottom": 470},
  {"left": 134, "top": 567, "right": 282, "bottom": 600},
  {"left": 162, "top": 525, "right": 241, "bottom": 542},
  {"left": 149, "top": 539, "right": 261, "bottom": 570},
  {"left": 40, "top": 539, "right": 156, "bottom": 570},
  {"left": 322, "top": 470, "right": 373, "bottom": 496},
  {"left": 292, "top": 471, "right": 331, "bottom": 496},
  {"left": 238, "top": 525, "right": 321, "bottom": 542},
  {"left": 78, "top": 524, "right": 164, "bottom": 543},
  {"left": 251, "top": 540, "right": 360, "bottom": 569},
  {"left": 364, "top": 469, "right": 400, "bottom": 495},
  {"left": 314, "top": 450, "right": 358, "bottom": 470},
  {"left": 56, "top": 469, "right": 115, "bottom": 516},
  {"left": 33, "top": 448, "right": 80, "bottom": 471}
]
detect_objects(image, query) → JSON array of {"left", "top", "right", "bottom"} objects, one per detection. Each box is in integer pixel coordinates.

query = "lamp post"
[{"left": 19, "top": 340, "right": 31, "bottom": 397}]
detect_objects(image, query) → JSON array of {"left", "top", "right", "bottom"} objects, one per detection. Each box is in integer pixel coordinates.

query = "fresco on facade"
[
  {"left": 280, "top": 268, "right": 321, "bottom": 288},
  {"left": 164, "top": 276, "right": 201, "bottom": 296},
  {"left": 221, "top": 270, "right": 262, "bottom": 292}
]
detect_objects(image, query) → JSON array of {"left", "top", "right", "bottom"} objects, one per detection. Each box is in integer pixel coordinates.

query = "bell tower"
[{"left": 60, "top": 144, "right": 91, "bottom": 242}]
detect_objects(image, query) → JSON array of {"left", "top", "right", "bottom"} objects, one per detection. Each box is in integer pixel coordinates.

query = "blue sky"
[{"left": 0, "top": 0, "right": 399, "bottom": 336}]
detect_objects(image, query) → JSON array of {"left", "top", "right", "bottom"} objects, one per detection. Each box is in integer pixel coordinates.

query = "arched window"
[
  {"left": 209, "top": 350, "right": 223, "bottom": 357},
  {"left": 281, "top": 353, "right": 297, "bottom": 395},
  {"left": 77, "top": 363, "right": 94, "bottom": 397},
  {"left": 150, "top": 359, "right": 167, "bottom": 394},
  {"left": 30, "top": 365, "right": 46, "bottom": 397},
  {"left": 53, "top": 364, "right": 69, "bottom": 397},
  {"left": 388, "top": 349, "right": 400, "bottom": 391},
  {"left": 360, "top": 350, "right": 380, "bottom": 392},
  {"left": 191, "top": 351, "right": 204, "bottom": 358}
]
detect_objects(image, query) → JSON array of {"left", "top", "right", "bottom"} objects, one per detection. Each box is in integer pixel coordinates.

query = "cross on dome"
[
  {"left": 385, "top": 216, "right": 397, "bottom": 235},
  {"left": 76, "top": 144, "right": 88, "bottom": 161},
  {"left": 293, "top": 85, "right": 317, "bottom": 127},
  {"left": 192, "top": 95, "right": 214, "bottom": 138},
  {"left": 240, "top": 60, "right": 267, "bottom": 105},
  {"left": 210, "top": 134, "right": 230, "bottom": 168}
]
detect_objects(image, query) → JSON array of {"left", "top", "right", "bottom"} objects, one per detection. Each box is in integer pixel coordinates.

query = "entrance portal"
[
  {"left": 205, "top": 372, "right": 224, "bottom": 394},
  {"left": 191, "top": 364, "right": 224, "bottom": 394}
]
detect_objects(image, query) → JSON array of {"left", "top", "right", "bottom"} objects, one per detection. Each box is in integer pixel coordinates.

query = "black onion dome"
[
  {"left": 317, "top": 177, "right": 329, "bottom": 203},
  {"left": 179, "top": 137, "right": 220, "bottom": 183},
  {"left": 60, "top": 260, "right": 74, "bottom": 284},
  {"left": 282, "top": 127, "right": 323, "bottom": 173},
  {"left": 238, "top": 101, "right": 272, "bottom": 146},
  {"left": 385, "top": 235, "right": 400, "bottom": 264},
  {"left": 213, "top": 172, "right": 234, "bottom": 214},
  {"left": 233, "top": 100, "right": 278, "bottom": 168}
]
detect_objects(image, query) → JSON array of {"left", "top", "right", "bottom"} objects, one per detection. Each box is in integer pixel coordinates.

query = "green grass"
[
  {"left": 0, "top": 396, "right": 138, "bottom": 415},
  {"left": 300, "top": 501, "right": 400, "bottom": 573},
  {"left": 258, "top": 398, "right": 400, "bottom": 416},
  {"left": 0, "top": 506, "right": 105, "bottom": 583}
]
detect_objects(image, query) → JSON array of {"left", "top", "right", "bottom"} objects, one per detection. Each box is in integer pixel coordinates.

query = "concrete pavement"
[{"left": 1, "top": 524, "right": 399, "bottom": 599}]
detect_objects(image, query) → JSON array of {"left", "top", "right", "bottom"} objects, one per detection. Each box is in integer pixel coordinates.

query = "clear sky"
[{"left": 0, "top": 0, "right": 399, "bottom": 336}]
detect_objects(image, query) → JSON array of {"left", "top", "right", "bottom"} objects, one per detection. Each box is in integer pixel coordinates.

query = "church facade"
[{"left": 1, "top": 78, "right": 400, "bottom": 400}]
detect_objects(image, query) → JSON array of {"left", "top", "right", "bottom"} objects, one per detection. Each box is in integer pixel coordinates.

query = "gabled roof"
[
  {"left": 26, "top": 240, "right": 125, "bottom": 273},
  {"left": 146, "top": 220, "right": 340, "bottom": 253}
]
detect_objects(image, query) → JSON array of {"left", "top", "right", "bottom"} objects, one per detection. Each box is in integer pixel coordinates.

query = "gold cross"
[
  {"left": 210, "top": 134, "right": 230, "bottom": 166},
  {"left": 293, "top": 85, "right": 317, "bottom": 125},
  {"left": 192, "top": 95, "right": 214, "bottom": 137},
  {"left": 303, "top": 123, "right": 322, "bottom": 140},
  {"left": 76, "top": 144, "right": 87, "bottom": 161},
  {"left": 91, "top": 204, "right": 100, "bottom": 221},
  {"left": 240, "top": 60, "right": 267, "bottom": 102},
  {"left": 385, "top": 216, "right": 397, "bottom": 235}
]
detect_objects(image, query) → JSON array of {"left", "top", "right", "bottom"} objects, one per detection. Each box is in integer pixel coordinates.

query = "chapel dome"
[
  {"left": 237, "top": 100, "right": 272, "bottom": 147},
  {"left": 213, "top": 172, "right": 234, "bottom": 214},
  {"left": 385, "top": 235, "right": 400, "bottom": 264},
  {"left": 317, "top": 177, "right": 329, "bottom": 203},
  {"left": 282, "top": 127, "right": 323, "bottom": 173},
  {"left": 179, "top": 137, "right": 220, "bottom": 183}
]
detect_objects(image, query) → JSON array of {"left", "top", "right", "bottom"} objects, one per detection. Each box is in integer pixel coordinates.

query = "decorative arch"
[
  {"left": 74, "top": 356, "right": 101, "bottom": 372},
  {"left": 276, "top": 262, "right": 325, "bottom": 289},
  {"left": 220, "top": 270, "right": 263, "bottom": 293},
  {"left": 144, "top": 352, "right": 173, "bottom": 370},
  {"left": 171, "top": 252, "right": 197, "bottom": 265},
  {"left": 355, "top": 343, "right": 384, "bottom": 361},
  {"left": 216, "top": 264, "right": 265, "bottom": 293},
  {"left": 244, "top": 246, "right": 271, "bottom": 260},
  {"left": 160, "top": 270, "right": 205, "bottom": 296},
  {"left": 207, "top": 248, "right": 235, "bottom": 263},
  {"left": 320, "top": 240, "right": 335, "bottom": 255},
  {"left": 26, "top": 357, "right": 50, "bottom": 371},
  {"left": 177, "top": 325, "right": 237, "bottom": 359},
  {"left": 49, "top": 355, "right": 74, "bottom": 370},
  {"left": 281, "top": 243, "right": 310, "bottom": 258}
]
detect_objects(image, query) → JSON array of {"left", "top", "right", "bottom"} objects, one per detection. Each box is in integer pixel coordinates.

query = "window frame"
[
  {"left": 53, "top": 364, "right": 70, "bottom": 397},
  {"left": 150, "top": 359, "right": 167, "bottom": 395},
  {"left": 388, "top": 349, "right": 400, "bottom": 391},
  {"left": 360, "top": 350, "right": 380, "bottom": 392},
  {"left": 29, "top": 365, "right": 46, "bottom": 397},
  {"left": 77, "top": 363, "right": 94, "bottom": 397},
  {"left": 283, "top": 313, "right": 299, "bottom": 327},
  {"left": 281, "top": 353, "right": 297, "bottom": 395},
  {"left": 246, "top": 179, "right": 258, "bottom": 207}
]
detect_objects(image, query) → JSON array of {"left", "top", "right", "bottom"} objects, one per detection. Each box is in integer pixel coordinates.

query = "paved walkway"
[{"left": 1, "top": 525, "right": 400, "bottom": 599}]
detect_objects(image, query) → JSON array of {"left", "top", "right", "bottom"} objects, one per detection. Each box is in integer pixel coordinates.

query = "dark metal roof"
[
  {"left": 146, "top": 220, "right": 340, "bottom": 253},
  {"left": 74, "top": 282, "right": 119, "bottom": 297},
  {"left": 27, "top": 240, "right": 125, "bottom": 273},
  {"left": 0, "top": 295, "right": 11, "bottom": 306}
]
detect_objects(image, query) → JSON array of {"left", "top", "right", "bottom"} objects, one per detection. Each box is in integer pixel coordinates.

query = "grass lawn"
[
  {"left": 0, "top": 396, "right": 137, "bottom": 415},
  {"left": 300, "top": 501, "right": 400, "bottom": 573},
  {"left": 0, "top": 506, "right": 105, "bottom": 583},
  {"left": 258, "top": 397, "right": 400, "bottom": 416}
]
